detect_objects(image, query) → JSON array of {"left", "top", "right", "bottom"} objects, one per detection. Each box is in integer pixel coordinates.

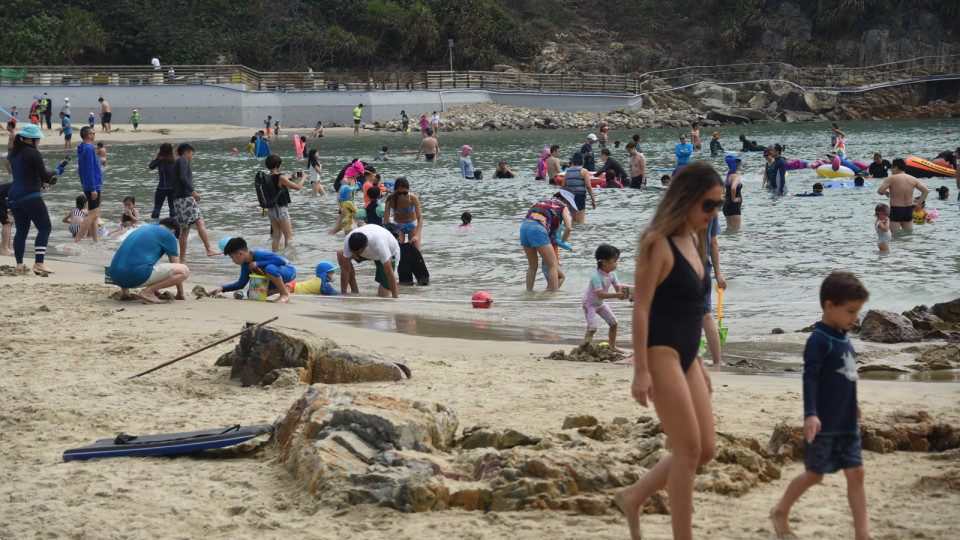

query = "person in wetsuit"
[
  {"left": 613, "top": 162, "right": 721, "bottom": 540},
  {"left": 722, "top": 155, "right": 743, "bottom": 229},
  {"left": 738, "top": 134, "right": 766, "bottom": 152},
  {"left": 6, "top": 124, "right": 63, "bottom": 275}
]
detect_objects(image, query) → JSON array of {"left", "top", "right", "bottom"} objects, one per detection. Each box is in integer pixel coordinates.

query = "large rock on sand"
[
  {"left": 276, "top": 386, "right": 458, "bottom": 511},
  {"left": 859, "top": 309, "right": 921, "bottom": 343},
  {"left": 931, "top": 298, "right": 960, "bottom": 323},
  {"left": 216, "top": 323, "right": 409, "bottom": 386}
]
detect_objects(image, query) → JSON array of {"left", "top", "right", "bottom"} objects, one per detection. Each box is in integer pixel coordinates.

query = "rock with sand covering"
[
  {"left": 275, "top": 386, "right": 458, "bottom": 512},
  {"left": 859, "top": 309, "right": 921, "bottom": 343},
  {"left": 860, "top": 411, "right": 960, "bottom": 454},
  {"left": 767, "top": 423, "right": 804, "bottom": 463},
  {"left": 0, "top": 265, "right": 33, "bottom": 276},
  {"left": 459, "top": 425, "right": 541, "bottom": 450},
  {"left": 547, "top": 340, "right": 625, "bottom": 363},
  {"left": 907, "top": 343, "right": 960, "bottom": 370},
  {"left": 215, "top": 323, "right": 409, "bottom": 386}
]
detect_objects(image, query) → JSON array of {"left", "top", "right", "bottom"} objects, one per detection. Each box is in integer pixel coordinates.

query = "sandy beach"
[{"left": 0, "top": 256, "right": 958, "bottom": 539}]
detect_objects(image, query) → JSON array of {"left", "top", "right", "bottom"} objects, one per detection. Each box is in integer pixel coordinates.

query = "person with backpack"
[{"left": 257, "top": 154, "right": 305, "bottom": 251}]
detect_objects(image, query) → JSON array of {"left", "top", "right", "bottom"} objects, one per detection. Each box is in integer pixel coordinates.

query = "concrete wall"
[{"left": 0, "top": 85, "right": 641, "bottom": 127}]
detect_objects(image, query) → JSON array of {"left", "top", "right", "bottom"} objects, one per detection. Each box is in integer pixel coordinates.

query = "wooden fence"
[{"left": 3, "top": 54, "right": 960, "bottom": 94}]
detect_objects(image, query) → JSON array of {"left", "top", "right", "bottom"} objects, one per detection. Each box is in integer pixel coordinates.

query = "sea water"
[{"left": 34, "top": 119, "right": 960, "bottom": 372}]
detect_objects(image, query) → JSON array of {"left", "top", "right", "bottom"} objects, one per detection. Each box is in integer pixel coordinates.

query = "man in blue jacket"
[{"left": 75, "top": 126, "right": 103, "bottom": 243}]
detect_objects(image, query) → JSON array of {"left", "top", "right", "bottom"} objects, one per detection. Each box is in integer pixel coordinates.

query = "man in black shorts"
[
  {"left": 98, "top": 97, "right": 112, "bottom": 133},
  {"left": 876, "top": 158, "right": 929, "bottom": 232}
]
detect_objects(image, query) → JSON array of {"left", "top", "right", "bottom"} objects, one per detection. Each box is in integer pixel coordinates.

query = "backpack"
[{"left": 254, "top": 170, "right": 278, "bottom": 208}]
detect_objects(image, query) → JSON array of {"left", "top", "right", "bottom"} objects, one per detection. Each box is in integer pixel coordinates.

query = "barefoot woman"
[{"left": 614, "top": 162, "right": 722, "bottom": 540}]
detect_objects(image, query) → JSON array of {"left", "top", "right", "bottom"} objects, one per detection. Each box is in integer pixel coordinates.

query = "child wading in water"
[
  {"left": 771, "top": 271, "right": 873, "bottom": 540},
  {"left": 875, "top": 203, "right": 891, "bottom": 252},
  {"left": 583, "top": 244, "right": 629, "bottom": 352}
]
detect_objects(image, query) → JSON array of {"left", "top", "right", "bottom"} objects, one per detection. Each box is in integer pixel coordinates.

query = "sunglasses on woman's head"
[{"left": 701, "top": 198, "right": 724, "bottom": 212}]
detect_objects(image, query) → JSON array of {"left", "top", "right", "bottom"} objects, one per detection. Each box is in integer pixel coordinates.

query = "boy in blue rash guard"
[
  {"left": 207, "top": 237, "right": 296, "bottom": 303},
  {"left": 769, "top": 144, "right": 788, "bottom": 196},
  {"left": 770, "top": 271, "right": 872, "bottom": 540},
  {"left": 673, "top": 133, "right": 693, "bottom": 177}
]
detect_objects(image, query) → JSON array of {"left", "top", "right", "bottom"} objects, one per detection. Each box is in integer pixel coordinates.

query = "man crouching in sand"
[{"left": 108, "top": 218, "right": 189, "bottom": 303}]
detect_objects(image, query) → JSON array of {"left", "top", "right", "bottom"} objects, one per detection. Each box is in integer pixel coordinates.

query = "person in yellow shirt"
[{"left": 286, "top": 261, "right": 341, "bottom": 295}]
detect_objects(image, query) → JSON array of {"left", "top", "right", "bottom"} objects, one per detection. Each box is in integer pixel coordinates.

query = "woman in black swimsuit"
[{"left": 614, "top": 162, "right": 723, "bottom": 540}]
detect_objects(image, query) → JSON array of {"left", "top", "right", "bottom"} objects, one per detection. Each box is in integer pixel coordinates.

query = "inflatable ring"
[{"left": 815, "top": 165, "right": 855, "bottom": 178}]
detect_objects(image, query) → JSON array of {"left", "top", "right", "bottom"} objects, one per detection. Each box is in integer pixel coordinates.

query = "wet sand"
[{"left": 1, "top": 257, "right": 959, "bottom": 538}]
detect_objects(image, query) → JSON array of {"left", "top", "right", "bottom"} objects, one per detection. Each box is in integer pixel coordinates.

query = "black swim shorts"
[
  {"left": 803, "top": 433, "right": 863, "bottom": 475},
  {"left": 83, "top": 190, "right": 102, "bottom": 211},
  {"left": 102, "top": 112, "right": 112, "bottom": 123},
  {"left": 889, "top": 205, "right": 912, "bottom": 223}
]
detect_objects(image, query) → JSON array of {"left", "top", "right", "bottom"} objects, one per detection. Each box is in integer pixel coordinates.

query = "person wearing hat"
[
  {"left": 61, "top": 97, "right": 70, "bottom": 119},
  {"left": 285, "top": 261, "right": 341, "bottom": 296},
  {"left": 722, "top": 155, "right": 743, "bottom": 229},
  {"left": 460, "top": 145, "right": 480, "bottom": 180},
  {"left": 580, "top": 134, "right": 597, "bottom": 172},
  {"left": 562, "top": 151, "right": 597, "bottom": 224},
  {"left": 709, "top": 131, "right": 723, "bottom": 156},
  {"left": 6, "top": 124, "right": 64, "bottom": 275},
  {"left": 520, "top": 190, "right": 575, "bottom": 292}
]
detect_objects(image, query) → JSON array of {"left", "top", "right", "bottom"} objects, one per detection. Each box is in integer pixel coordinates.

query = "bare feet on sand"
[
  {"left": 613, "top": 491, "right": 641, "bottom": 540},
  {"left": 274, "top": 294, "right": 292, "bottom": 304},
  {"left": 0, "top": 249, "right": 13, "bottom": 256},
  {"left": 33, "top": 263, "right": 55, "bottom": 275},
  {"left": 206, "top": 250, "right": 222, "bottom": 257},
  {"left": 611, "top": 345, "right": 625, "bottom": 353},
  {"left": 138, "top": 290, "right": 164, "bottom": 304},
  {"left": 175, "top": 293, "right": 186, "bottom": 300},
  {"left": 770, "top": 506, "right": 796, "bottom": 538}
]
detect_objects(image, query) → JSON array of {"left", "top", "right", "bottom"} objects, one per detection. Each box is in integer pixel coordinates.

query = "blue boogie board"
[
  {"left": 62, "top": 424, "right": 274, "bottom": 461},
  {"left": 822, "top": 180, "right": 871, "bottom": 189}
]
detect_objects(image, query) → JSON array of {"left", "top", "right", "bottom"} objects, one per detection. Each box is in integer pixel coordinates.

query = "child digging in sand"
[
  {"left": 207, "top": 237, "right": 296, "bottom": 303},
  {"left": 770, "top": 271, "right": 873, "bottom": 540},
  {"left": 582, "top": 244, "right": 629, "bottom": 353}
]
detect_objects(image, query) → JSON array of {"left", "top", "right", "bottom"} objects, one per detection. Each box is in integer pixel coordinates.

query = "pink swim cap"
[{"left": 344, "top": 161, "right": 364, "bottom": 178}]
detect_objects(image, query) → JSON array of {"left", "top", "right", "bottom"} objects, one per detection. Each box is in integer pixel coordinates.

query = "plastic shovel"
[{"left": 717, "top": 284, "right": 728, "bottom": 346}]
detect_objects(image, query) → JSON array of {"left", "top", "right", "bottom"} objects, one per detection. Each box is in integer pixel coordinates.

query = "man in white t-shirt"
[
  {"left": 337, "top": 224, "right": 401, "bottom": 297},
  {"left": 151, "top": 57, "right": 161, "bottom": 70}
]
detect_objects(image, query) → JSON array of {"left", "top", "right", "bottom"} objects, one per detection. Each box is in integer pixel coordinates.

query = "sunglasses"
[
  {"left": 395, "top": 191, "right": 409, "bottom": 196},
  {"left": 701, "top": 198, "right": 724, "bottom": 213}
]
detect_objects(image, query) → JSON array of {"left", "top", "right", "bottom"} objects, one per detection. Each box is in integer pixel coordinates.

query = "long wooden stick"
[{"left": 127, "top": 316, "right": 278, "bottom": 379}]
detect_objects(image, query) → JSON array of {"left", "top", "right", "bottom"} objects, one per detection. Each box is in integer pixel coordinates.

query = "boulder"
[
  {"left": 767, "top": 423, "right": 804, "bottom": 464},
  {"left": 931, "top": 298, "right": 960, "bottom": 323},
  {"left": 692, "top": 82, "right": 737, "bottom": 104},
  {"left": 562, "top": 414, "right": 599, "bottom": 430},
  {"left": 276, "top": 386, "right": 458, "bottom": 511},
  {"left": 859, "top": 309, "right": 922, "bottom": 343},
  {"left": 803, "top": 91, "right": 838, "bottom": 113},
  {"left": 909, "top": 343, "right": 960, "bottom": 371},
  {"left": 706, "top": 109, "right": 751, "bottom": 125},
  {"left": 748, "top": 92, "right": 770, "bottom": 109},
  {"left": 860, "top": 411, "right": 960, "bottom": 454},
  {"left": 776, "top": 90, "right": 810, "bottom": 112},
  {"left": 216, "top": 324, "right": 409, "bottom": 386}
]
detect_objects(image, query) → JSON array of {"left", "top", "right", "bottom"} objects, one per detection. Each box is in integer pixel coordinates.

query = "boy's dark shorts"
[
  {"left": 804, "top": 433, "right": 863, "bottom": 474},
  {"left": 354, "top": 119, "right": 361, "bottom": 125},
  {"left": 84, "top": 190, "right": 102, "bottom": 211},
  {"left": 64, "top": 133, "right": 72, "bottom": 141}
]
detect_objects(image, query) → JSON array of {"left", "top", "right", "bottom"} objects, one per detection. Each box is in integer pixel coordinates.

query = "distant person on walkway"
[
  {"left": 877, "top": 158, "right": 929, "bottom": 232},
  {"left": 98, "top": 97, "right": 111, "bottom": 133},
  {"left": 353, "top": 104, "right": 363, "bottom": 135},
  {"left": 709, "top": 131, "right": 723, "bottom": 156},
  {"left": 580, "top": 134, "right": 597, "bottom": 172},
  {"left": 674, "top": 133, "right": 693, "bottom": 176},
  {"left": 109, "top": 218, "right": 189, "bottom": 303},
  {"left": 151, "top": 57, "right": 161, "bottom": 70}
]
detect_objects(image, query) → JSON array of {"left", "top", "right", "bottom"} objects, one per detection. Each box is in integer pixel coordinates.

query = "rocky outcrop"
[
  {"left": 931, "top": 298, "right": 960, "bottom": 324},
  {"left": 767, "top": 423, "right": 804, "bottom": 464},
  {"left": 215, "top": 323, "right": 409, "bottom": 386},
  {"left": 908, "top": 343, "right": 960, "bottom": 371},
  {"left": 274, "top": 389, "right": 783, "bottom": 513},
  {"left": 859, "top": 309, "right": 922, "bottom": 343},
  {"left": 548, "top": 341, "right": 626, "bottom": 363},
  {"left": 861, "top": 411, "right": 960, "bottom": 454}
]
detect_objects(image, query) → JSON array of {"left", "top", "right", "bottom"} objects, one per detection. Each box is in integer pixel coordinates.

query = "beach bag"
[
  {"left": 247, "top": 270, "right": 270, "bottom": 301},
  {"left": 254, "top": 170, "right": 278, "bottom": 209}
]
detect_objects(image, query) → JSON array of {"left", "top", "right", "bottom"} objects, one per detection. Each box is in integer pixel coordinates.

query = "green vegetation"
[{"left": 0, "top": 0, "right": 958, "bottom": 69}]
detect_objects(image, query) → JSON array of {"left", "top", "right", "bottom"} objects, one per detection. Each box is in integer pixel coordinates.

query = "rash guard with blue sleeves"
[
  {"left": 221, "top": 250, "right": 296, "bottom": 292},
  {"left": 675, "top": 142, "right": 693, "bottom": 165},
  {"left": 77, "top": 142, "right": 102, "bottom": 192},
  {"left": 803, "top": 321, "right": 859, "bottom": 436},
  {"left": 108, "top": 223, "right": 179, "bottom": 288},
  {"left": 460, "top": 155, "right": 475, "bottom": 179}
]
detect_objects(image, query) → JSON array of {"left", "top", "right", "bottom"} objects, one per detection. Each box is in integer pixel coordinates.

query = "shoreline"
[
  {"left": 0, "top": 257, "right": 958, "bottom": 538},
  {"left": 30, "top": 124, "right": 369, "bottom": 149}
]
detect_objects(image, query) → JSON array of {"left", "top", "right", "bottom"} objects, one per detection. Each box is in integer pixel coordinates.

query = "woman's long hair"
[
  {"left": 158, "top": 142, "right": 175, "bottom": 164},
  {"left": 638, "top": 162, "right": 722, "bottom": 263},
  {"left": 9, "top": 134, "right": 26, "bottom": 158}
]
